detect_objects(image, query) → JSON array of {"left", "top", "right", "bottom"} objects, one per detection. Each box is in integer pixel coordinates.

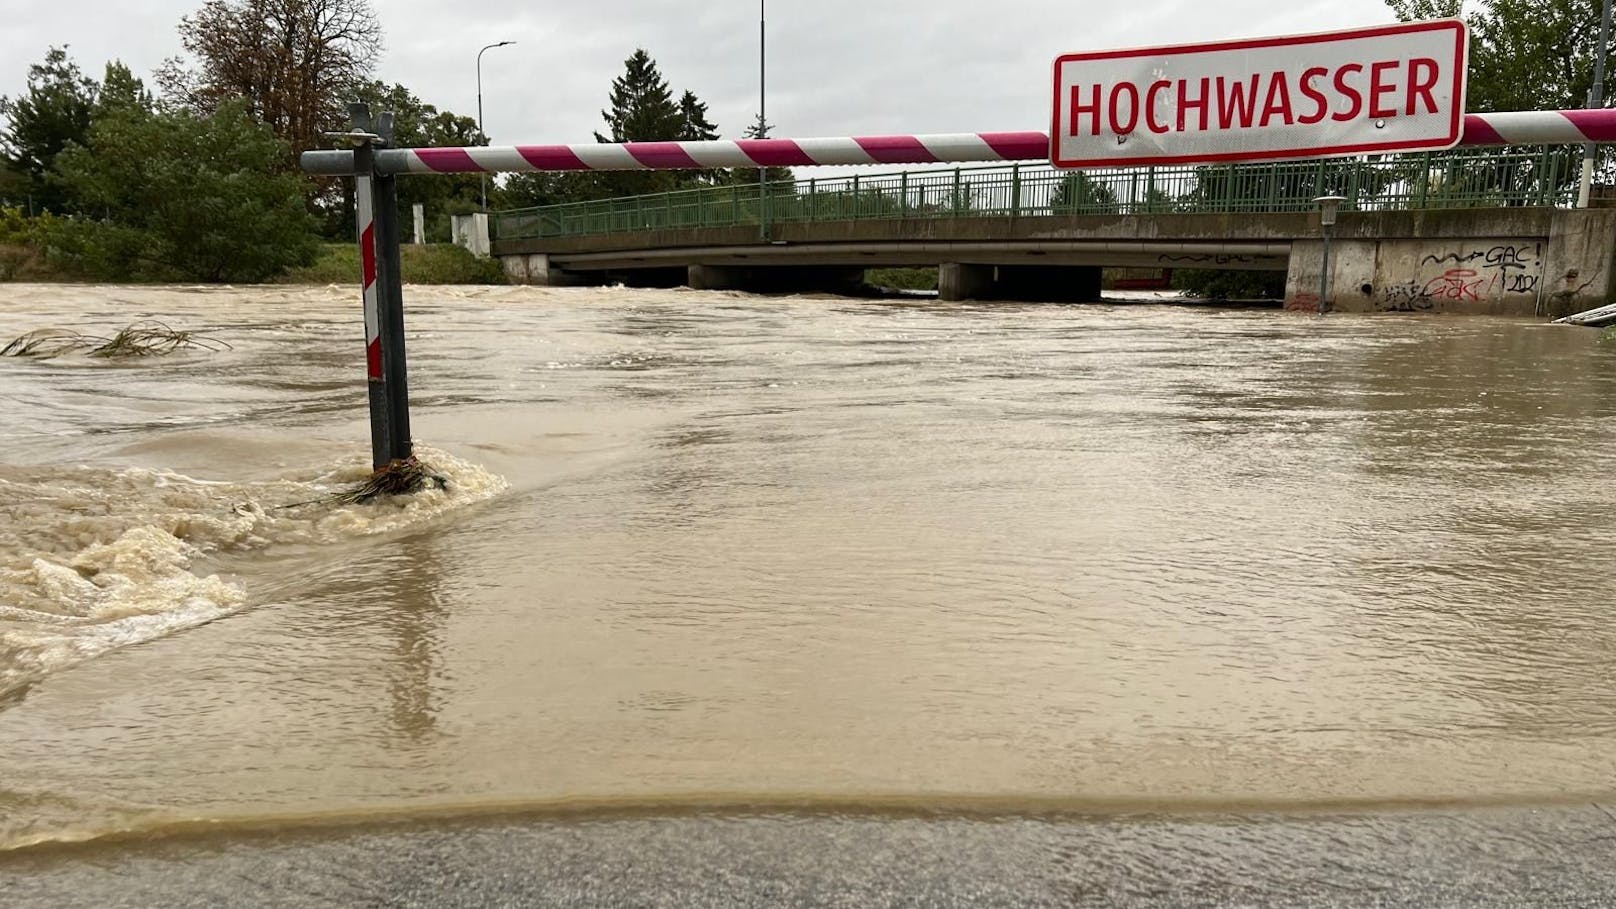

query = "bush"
[
  {"left": 1172, "top": 269, "right": 1286, "bottom": 300},
  {"left": 280, "top": 243, "right": 507, "bottom": 285},
  {"left": 865, "top": 267, "right": 937, "bottom": 292},
  {"left": 49, "top": 102, "right": 319, "bottom": 283}
]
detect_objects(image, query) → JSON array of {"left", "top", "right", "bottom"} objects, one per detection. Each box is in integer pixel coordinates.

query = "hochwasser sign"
[{"left": 1052, "top": 20, "right": 1468, "bottom": 167}]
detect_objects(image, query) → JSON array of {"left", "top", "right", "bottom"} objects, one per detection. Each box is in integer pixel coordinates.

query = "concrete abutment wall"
[{"left": 1282, "top": 209, "right": 1616, "bottom": 317}]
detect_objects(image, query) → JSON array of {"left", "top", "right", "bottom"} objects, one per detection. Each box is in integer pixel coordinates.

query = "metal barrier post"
[
  {"left": 343, "top": 103, "right": 412, "bottom": 471},
  {"left": 374, "top": 165, "right": 414, "bottom": 465}
]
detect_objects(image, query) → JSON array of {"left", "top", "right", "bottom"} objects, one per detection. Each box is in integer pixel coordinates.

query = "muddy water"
[{"left": 1, "top": 283, "right": 1614, "bottom": 854}]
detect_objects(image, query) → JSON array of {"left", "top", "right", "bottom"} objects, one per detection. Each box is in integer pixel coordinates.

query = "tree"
[
  {"left": 158, "top": 0, "right": 381, "bottom": 162},
  {"left": 597, "top": 50, "right": 683, "bottom": 145},
  {"left": 50, "top": 101, "right": 318, "bottom": 282},
  {"left": 97, "top": 61, "right": 153, "bottom": 118},
  {"left": 1052, "top": 171, "right": 1120, "bottom": 213},
  {"left": 1385, "top": 0, "right": 1605, "bottom": 203},
  {"left": 0, "top": 48, "right": 98, "bottom": 214},
  {"left": 501, "top": 50, "right": 729, "bottom": 208},
  {"left": 595, "top": 49, "right": 712, "bottom": 197},
  {"left": 341, "top": 81, "right": 485, "bottom": 240},
  {"left": 678, "top": 90, "right": 718, "bottom": 143},
  {"left": 1386, "top": 0, "right": 1616, "bottom": 112}
]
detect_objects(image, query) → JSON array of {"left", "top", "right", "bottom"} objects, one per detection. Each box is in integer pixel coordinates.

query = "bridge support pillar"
[
  {"left": 938, "top": 263, "right": 995, "bottom": 301},
  {"left": 502, "top": 253, "right": 594, "bottom": 287}
]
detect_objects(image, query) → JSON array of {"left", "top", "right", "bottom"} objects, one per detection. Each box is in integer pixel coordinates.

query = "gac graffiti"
[
  {"left": 1422, "top": 268, "right": 1483, "bottom": 302},
  {"left": 1409, "top": 241, "right": 1543, "bottom": 303}
]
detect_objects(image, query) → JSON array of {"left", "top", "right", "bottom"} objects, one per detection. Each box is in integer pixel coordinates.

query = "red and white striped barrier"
[
  {"left": 354, "top": 172, "right": 382, "bottom": 381},
  {"left": 301, "top": 109, "right": 1616, "bottom": 177},
  {"left": 1458, "top": 109, "right": 1616, "bottom": 146}
]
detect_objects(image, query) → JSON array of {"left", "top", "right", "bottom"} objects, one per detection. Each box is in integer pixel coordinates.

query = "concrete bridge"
[{"left": 490, "top": 148, "right": 1616, "bottom": 317}]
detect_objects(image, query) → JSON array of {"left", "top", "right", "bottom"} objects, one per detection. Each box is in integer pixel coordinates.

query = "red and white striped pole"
[
  {"left": 344, "top": 104, "right": 413, "bottom": 472},
  {"left": 354, "top": 142, "right": 388, "bottom": 467},
  {"left": 301, "top": 109, "right": 1616, "bottom": 177}
]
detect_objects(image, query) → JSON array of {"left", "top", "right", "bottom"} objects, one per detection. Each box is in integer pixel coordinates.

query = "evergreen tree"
[
  {"left": 678, "top": 90, "right": 718, "bottom": 142},
  {"left": 96, "top": 61, "right": 152, "bottom": 118},
  {"left": 505, "top": 50, "right": 728, "bottom": 206},
  {"left": 0, "top": 48, "right": 98, "bottom": 214},
  {"left": 596, "top": 50, "right": 709, "bottom": 196},
  {"left": 596, "top": 50, "right": 684, "bottom": 144}
]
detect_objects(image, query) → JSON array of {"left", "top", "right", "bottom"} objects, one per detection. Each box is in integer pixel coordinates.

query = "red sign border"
[{"left": 1049, "top": 19, "right": 1468, "bottom": 169}]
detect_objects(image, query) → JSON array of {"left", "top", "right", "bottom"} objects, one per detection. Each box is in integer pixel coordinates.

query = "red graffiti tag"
[{"left": 1422, "top": 268, "right": 1482, "bottom": 302}]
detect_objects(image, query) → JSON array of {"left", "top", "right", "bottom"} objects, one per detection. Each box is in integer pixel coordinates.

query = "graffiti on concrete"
[
  {"left": 1381, "top": 241, "right": 1543, "bottom": 311},
  {"left": 1381, "top": 280, "right": 1433, "bottom": 311},
  {"left": 1157, "top": 254, "right": 1262, "bottom": 265}
]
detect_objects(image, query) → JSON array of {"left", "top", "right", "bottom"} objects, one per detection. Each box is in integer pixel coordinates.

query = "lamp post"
[
  {"left": 477, "top": 40, "right": 516, "bottom": 213},
  {"left": 757, "top": 0, "right": 769, "bottom": 240},
  {"left": 1314, "top": 195, "right": 1346, "bottom": 315},
  {"left": 1578, "top": 0, "right": 1614, "bottom": 208}
]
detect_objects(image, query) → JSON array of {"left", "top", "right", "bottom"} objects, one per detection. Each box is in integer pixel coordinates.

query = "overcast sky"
[{"left": 2, "top": 0, "right": 1403, "bottom": 145}]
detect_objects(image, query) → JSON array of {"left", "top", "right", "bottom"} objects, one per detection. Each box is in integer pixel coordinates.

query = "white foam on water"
[{"left": 0, "top": 447, "right": 507, "bottom": 696}]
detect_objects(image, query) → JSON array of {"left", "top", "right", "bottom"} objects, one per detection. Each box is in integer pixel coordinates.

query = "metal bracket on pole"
[{"left": 343, "top": 103, "right": 414, "bottom": 471}]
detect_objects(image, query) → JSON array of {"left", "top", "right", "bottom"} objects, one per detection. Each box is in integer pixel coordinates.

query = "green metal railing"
[{"left": 492, "top": 145, "right": 1600, "bottom": 242}]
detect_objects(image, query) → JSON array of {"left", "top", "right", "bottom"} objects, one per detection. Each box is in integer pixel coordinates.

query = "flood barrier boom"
[
  {"left": 308, "top": 104, "right": 1616, "bottom": 474},
  {"left": 302, "top": 109, "right": 1616, "bottom": 177}
]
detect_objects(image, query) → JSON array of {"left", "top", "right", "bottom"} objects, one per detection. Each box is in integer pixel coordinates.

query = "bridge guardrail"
[{"left": 492, "top": 146, "right": 1606, "bottom": 242}]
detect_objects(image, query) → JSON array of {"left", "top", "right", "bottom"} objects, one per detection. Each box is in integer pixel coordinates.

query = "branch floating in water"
[{"left": 1, "top": 321, "right": 231, "bottom": 359}]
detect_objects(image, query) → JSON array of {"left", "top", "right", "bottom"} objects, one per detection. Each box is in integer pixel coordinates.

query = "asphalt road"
[{"left": 5, "top": 805, "right": 1616, "bottom": 907}]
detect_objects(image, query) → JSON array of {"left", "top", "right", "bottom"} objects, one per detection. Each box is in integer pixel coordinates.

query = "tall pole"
[
  {"left": 1319, "top": 226, "right": 1332, "bottom": 315},
  {"left": 477, "top": 41, "right": 515, "bottom": 213},
  {"left": 346, "top": 103, "right": 412, "bottom": 469},
  {"left": 1579, "top": 0, "right": 1614, "bottom": 208},
  {"left": 758, "top": 0, "right": 769, "bottom": 240}
]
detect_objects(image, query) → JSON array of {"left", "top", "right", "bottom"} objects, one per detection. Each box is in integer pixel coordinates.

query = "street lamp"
[
  {"left": 477, "top": 40, "right": 516, "bottom": 213},
  {"left": 757, "top": 1, "right": 769, "bottom": 240},
  {"left": 1314, "top": 195, "right": 1347, "bottom": 315},
  {"left": 1578, "top": 0, "right": 1614, "bottom": 208}
]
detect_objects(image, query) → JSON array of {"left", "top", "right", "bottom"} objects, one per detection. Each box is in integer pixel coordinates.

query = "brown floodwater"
[{"left": 1, "top": 283, "right": 1613, "bottom": 861}]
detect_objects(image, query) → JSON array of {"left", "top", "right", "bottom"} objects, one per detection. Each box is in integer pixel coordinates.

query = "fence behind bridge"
[{"left": 492, "top": 145, "right": 1611, "bottom": 242}]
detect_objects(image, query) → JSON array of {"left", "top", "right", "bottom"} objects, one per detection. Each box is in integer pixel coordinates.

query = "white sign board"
[{"left": 1051, "top": 21, "right": 1467, "bottom": 168}]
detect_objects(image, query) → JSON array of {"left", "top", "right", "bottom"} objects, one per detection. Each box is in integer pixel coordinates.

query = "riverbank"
[
  {"left": 277, "top": 243, "right": 506, "bottom": 285},
  {"left": 0, "top": 243, "right": 508, "bottom": 286}
]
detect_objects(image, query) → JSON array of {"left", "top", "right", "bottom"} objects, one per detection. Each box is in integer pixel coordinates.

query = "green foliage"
[
  {"left": 0, "top": 48, "right": 98, "bottom": 213},
  {"left": 598, "top": 50, "right": 684, "bottom": 144},
  {"left": 0, "top": 207, "right": 61, "bottom": 280},
  {"left": 592, "top": 49, "right": 725, "bottom": 198},
  {"left": 331, "top": 81, "right": 487, "bottom": 240},
  {"left": 1172, "top": 269, "right": 1286, "bottom": 300},
  {"left": 866, "top": 268, "right": 938, "bottom": 292},
  {"left": 1052, "top": 171, "right": 1120, "bottom": 213},
  {"left": 499, "top": 172, "right": 603, "bottom": 210},
  {"left": 50, "top": 101, "right": 318, "bottom": 282},
  {"left": 97, "top": 61, "right": 152, "bottom": 118},
  {"left": 1387, "top": 0, "right": 1616, "bottom": 112},
  {"left": 280, "top": 243, "right": 506, "bottom": 285}
]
